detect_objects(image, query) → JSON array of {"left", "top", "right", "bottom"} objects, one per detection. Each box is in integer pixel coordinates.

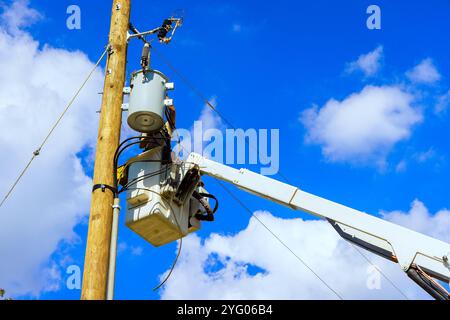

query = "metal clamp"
[{"left": 92, "top": 184, "right": 118, "bottom": 196}]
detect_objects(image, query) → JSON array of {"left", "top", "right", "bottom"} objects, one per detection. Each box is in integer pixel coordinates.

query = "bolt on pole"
[{"left": 81, "top": 0, "right": 130, "bottom": 300}]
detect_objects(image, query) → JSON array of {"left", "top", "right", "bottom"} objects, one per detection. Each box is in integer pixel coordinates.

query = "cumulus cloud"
[
  {"left": 118, "top": 242, "right": 144, "bottom": 256},
  {"left": 406, "top": 58, "right": 441, "bottom": 84},
  {"left": 301, "top": 85, "right": 422, "bottom": 166},
  {"left": 435, "top": 90, "right": 450, "bottom": 114},
  {"left": 159, "top": 203, "right": 448, "bottom": 300},
  {"left": 382, "top": 200, "right": 450, "bottom": 242},
  {"left": 414, "top": 148, "right": 436, "bottom": 163},
  {"left": 346, "top": 46, "right": 383, "bottom": 77},
  {"left": 0, "top": 0, "right": 41, "bottom": 35},
  {"left": 0, "top": 2, "right": 103, "bottom": 296},
  {"left": 197, "top": 97, "right": 222, "bottom": 132}
]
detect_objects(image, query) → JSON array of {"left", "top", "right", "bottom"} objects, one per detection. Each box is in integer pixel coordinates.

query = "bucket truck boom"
[{"left": 183, "top": 152, "right": 450, "bottom": 300}]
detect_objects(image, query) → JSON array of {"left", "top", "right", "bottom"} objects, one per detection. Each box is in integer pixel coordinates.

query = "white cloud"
[
  {"left": 0, "top": 2, "right": 103, "bottom": 296},
  {"left": 301, "top": 85, "right": 422, "bottom": 166},
  {"left": 395, "top": 160, "right": 407, "bottom": 173},
  {"left": 197, "top": 97, "right": 222, "bottom": 132},
  {"left": 406, "top": 58, "right": 441, "bottom": 84},
  {"left": 0, "top": 0, "right": 41, "bottom": 35},
  {"left": 159, "top": 202, "right": 448, "bottom": 300},
  {"left": 414, "top": 148, "right": 436, "bottom": 163},
  {"left": 118, "top": 242, "right": 144, "bottom": 256},
  {"left": 435, "top": 90, "right": 450, "bottom": 114},
  {"left": 346, "top": 46, "right": 383, "bottom": 77},
  {"left": 382, "top": 200, "right": 450, "bottom": 243}
]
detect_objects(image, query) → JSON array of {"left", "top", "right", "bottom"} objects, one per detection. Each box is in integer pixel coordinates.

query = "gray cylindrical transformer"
[{"left": 127, "top": 69, "right": 168, "bottom": 133}]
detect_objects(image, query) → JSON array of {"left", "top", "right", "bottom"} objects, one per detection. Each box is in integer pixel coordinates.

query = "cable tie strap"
[{"left": 92, "top": 184, "right": 117, "bottom": 196}]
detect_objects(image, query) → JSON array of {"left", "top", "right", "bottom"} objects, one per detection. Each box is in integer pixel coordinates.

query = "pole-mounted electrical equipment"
[
  {"left": 127, "top": 69, "right": 173, "bottom": 133},
  {"left": 126, "top": 19, "right": 179, "bottom": 133},
  {"left": 110, "top": 15, "right": 219, "bottom": 296},
  {"left": 110, "top": 14, "right": 450, "bottom": 301}
]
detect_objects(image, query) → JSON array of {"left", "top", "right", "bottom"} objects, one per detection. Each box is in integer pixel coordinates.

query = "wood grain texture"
[{"left": 81, "top": 0, "right": 130, "bottom": 300}]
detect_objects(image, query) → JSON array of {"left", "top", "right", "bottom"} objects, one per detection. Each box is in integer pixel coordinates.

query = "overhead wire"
[
  {"left": 0, "top": 44, "right": 111, "bottom": 208},
  {"left": 155, "top": 50, "right": 410, "bottom": 300},
  {"left": 169, "top": 122, "right": 344, "bottom": 299},
  {"left": 349, "top": 242, "right": 410, "bottom": 299},
  {"left": 213, "top": 178, "right": 344, "bottom": 300},
  {"left": 157, "top": 55, "right": 345, "bottom": 299}
]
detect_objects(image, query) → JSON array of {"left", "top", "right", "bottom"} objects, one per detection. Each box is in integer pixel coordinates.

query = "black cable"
[
  {"left": 113, "top": 135, "right": 168, "bottom": 188},
  {"left": 198, "top": 192, "right": 219, "bottom": 214},
  {"left": 195, "top": 191, "right": 219, "bottom": 214},
  {"left": 119, "top": 165, "right": 172, "bottom": 193}
]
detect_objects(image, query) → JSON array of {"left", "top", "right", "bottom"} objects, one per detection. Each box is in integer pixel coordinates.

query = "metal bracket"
[
  {"left": 164, "top": 98, "right": 173, "bottom": 107},
  {"left": 33, "top": 148, "right": 41, "bottom": 156},
  {"left": 92, "top": 184, "right": 118, "bottom": 196},
  {"left": 123, "top": 87, "right": 131, "bottom": 94},
  {"left": 165, "top": 82, "right": 175, "bottom": 90}
]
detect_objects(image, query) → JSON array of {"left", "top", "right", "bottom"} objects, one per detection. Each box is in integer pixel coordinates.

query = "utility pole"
[{"left": 81, "top": 0, "right": 130, "bottom": 300}]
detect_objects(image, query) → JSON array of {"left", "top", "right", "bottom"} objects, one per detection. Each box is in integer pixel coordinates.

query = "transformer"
[{"left": 127, "top": 69, "right": 171, "bottom": 133}]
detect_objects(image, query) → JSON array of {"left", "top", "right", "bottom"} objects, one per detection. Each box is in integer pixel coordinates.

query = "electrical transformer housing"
[{"left": 127, "top": 69, "right": 168, "bottom": 133}]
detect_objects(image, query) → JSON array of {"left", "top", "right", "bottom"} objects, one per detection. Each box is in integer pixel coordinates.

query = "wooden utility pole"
[{"left": 81, "top": 0, "right": 130, "bottom": 300}]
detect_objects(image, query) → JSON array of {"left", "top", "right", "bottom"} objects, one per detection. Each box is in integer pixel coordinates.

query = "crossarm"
[{"left": 186, "top": 153, "right": 450, "bottom": 299}]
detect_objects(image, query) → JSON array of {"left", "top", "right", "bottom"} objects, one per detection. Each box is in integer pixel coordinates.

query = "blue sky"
[{"left": 0, "top": 0, "right": 449, "bottom": 300}]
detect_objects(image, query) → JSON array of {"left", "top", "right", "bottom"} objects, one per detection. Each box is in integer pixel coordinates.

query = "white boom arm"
[{"left": 186, "top": 153, "right": 450, "bottom": 299}]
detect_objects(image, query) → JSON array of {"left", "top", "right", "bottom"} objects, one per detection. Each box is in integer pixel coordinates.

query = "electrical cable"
[
  {"left": 213, "top": 177, "right": 344, "bottom": 300},
  {"left": 170, "top": 120, "right": 345, "bottom": 299},
  {"left": 152, "top": 47, "right": 294, "bottom": 185},
  {"left": 152, "top": 47, "right": 235, "bottom": 129},
  {"left": 155, "top": 52, "right": 410, "bottom": 300},
  {"left": 113, "top": 135, "right": 168, "bottom": 188},
  {"left": 0, "top": 44, "right": 111, "bottom": 208},
  {"left": 349, "top": 242, "right": 410, "bottom": 299},
  {"left": 119, "top": 165, "right": 172, "bottom": 192}
]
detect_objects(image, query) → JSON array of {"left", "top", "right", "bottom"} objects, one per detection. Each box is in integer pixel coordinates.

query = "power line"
[
  {"left": 157, "top": 51, "right": 409, "bottom": 300},
  {"left": 152, "top": 48, "right": 235, "bottom": 129},
  {"left": 152, "top": 48, "right": 294, "bottom": 185},
  {"left": 213, "top": 178, "right": 344, "bottom": 300},
  {"left": 349, "top": 243, "right": 410, "bottom": 299},
  {"left": 156, "top": 51, "right": 344, "bottom": 298},
  {"left": 0, "top": 44, "right": 111, "bottom": 208},
  {"left": 171, "top": 125, "right": 343, "bottom": 298}
]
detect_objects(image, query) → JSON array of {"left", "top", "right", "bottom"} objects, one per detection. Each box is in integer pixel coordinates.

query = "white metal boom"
[{"left": 186, "top": 152, "right": 450, "bottom": 299}]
